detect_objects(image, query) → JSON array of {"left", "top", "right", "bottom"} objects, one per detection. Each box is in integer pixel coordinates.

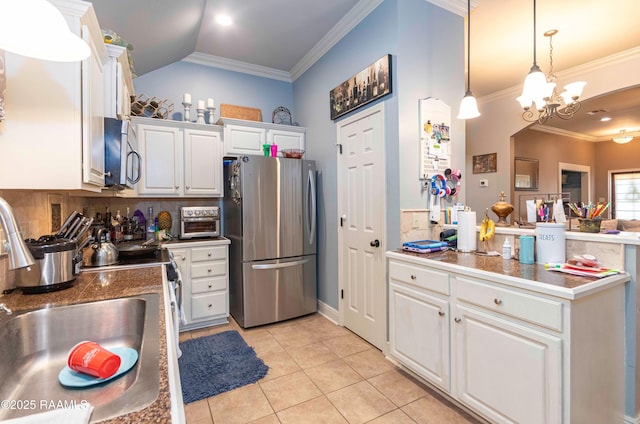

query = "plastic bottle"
[{"left": 502, "top": 238, "right": 511, "bottom": 260}]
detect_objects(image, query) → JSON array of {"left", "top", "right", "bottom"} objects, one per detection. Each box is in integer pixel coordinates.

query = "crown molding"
[
  {"left": 290, "top": 0, "right": 384, "bottom": 81},
  {"left": 426, "top": 0, "right": 478, "bottom": 17},
  {"left": 182, "top": 52, "right": 293, "bottom": 82},
  {"left": 529, "top": 124, "right": 600, "bottom": 142}
]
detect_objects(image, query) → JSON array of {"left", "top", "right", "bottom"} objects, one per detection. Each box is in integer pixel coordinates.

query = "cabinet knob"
[
  {"left": 494, "top": 298, "right": 503, "bottom": 305},
  {"left": 208, "top": 304, "right": 212, "bottom": 308},
  {"left": 454, "top": 317, "right": 461, "bottom": 323},
  {"left": 181, "top": 256, "right": 186, "bottom": 261},
  {"left": 438, "top": 311, "right": 445, "bottom": 317},
  {"left": 208, "top": 284, "right": 212, "bottom": 288},
  {"left": 410, "top": 274, "right": 417, "bottom": 280},
  {"left": 208, "top": 252, "right": 212, "bottom": 257},
  {"left": 175, "top": 186, "right": 179, "bottom": 189},
  {"left": 207, "top": 268, "right": 212, "bottom": 272},
  {"left": 186, "top": 186, "right": 190, "bottom": 189}
]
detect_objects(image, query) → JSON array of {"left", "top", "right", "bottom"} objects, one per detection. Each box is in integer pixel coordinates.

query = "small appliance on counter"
[
  {"left": 179, "top": 206, "right": 220, "bottom": 239},
  {"left": 15, "top": 236, "right": 79, "bottom": 294},
  {"left": 15, "top": 211, "right": 94, "bottom": 294}
]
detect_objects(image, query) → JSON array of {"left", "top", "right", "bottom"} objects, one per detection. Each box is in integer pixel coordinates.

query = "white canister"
[{"left": 535, "top": 222, "right": 565, "bottom": 264}]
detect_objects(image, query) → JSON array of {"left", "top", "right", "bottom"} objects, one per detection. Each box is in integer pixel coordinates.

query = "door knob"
[{"left": 370, "top": 239, "right": 380, "bottom": 247}]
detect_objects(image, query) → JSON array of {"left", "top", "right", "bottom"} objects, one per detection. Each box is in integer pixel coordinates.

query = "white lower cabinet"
[
  {"left": 166, "top": 239, "right": 230, "bottom": 330},
  {"left": 388, "top": 254, "right": 625, "bottom": 424}
]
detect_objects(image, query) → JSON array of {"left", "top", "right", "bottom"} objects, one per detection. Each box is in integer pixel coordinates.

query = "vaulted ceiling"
[{"left": 90, "top": 0, "right": 640, "bottom": 139}]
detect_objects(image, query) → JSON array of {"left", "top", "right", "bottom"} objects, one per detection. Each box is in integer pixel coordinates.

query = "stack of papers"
[{"left": 545, "top": 263, "right": 622, "bottom": 278}]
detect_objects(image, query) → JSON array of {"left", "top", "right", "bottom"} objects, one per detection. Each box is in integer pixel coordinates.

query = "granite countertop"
[
  {"left": 0, "top": 266, "right": 173, "bottom": 423},
  {"left": 387, "top": 249, "right": 630, "bottom": 300}
]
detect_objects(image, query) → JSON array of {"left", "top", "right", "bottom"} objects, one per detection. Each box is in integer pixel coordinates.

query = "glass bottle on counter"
[
  {"left": 122, "top": 207, "right": 134, "bottom": 241},
  {"left": 113, "top": 210, "right": 124, "bottom": 243},
  {"left": 104, "top": 207, "right": 112, "bottom": 241},
  {"left": 146, "top": 207, "right": 154, "bottom": 240}
]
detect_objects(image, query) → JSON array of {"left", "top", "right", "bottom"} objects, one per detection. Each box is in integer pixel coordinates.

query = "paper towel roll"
[{"left": 457, "top": 211, "right": 477, "bottom": 252}]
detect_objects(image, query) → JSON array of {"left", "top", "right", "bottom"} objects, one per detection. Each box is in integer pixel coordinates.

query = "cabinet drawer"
[
  {"left": 389, "top": 260, "right": 449, "bottom": 295},
  {"left": 192, "top": 292, "right": 227, "bottom": 320},
  {"left": 455, "top": 276, "right": 563, "bottom": 331},
  {"left": 192, "top": 276, "right": 227, "bottom": 294},
  {"left": 191, "top": 262, "right": 226, "bottom": 279},
  {"left": 191, "top": 246, "right": 227, "bottom": 262}
]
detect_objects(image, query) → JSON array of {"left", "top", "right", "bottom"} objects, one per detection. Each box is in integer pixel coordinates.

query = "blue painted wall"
[
  {"left": 132, "top": 0, "right": 464, "bottom": 312},
  {"left": 133, "top": 60, "right": 294, "bottom": 123},
  {"left": 294, "top": 0, "right": 464, "bottom": 310}
]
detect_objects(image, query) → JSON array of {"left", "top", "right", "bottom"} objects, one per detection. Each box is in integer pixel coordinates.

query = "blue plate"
[{"left": 58, "top": 346, "right": 138, "bottom": 387}]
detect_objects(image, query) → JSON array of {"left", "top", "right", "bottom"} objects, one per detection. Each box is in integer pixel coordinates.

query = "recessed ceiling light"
[
  {"left": 600, "top": 117, "right": 612, "bottom": 122},
  {"left": 215, "top": 14, "right": 232, "bottom": 26}
]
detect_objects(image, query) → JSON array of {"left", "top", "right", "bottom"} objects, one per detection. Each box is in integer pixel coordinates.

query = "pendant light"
[
  {"left": 517, "top": 0, "right": 547, "bottom": 110},
  {"left": 457, "top": 0, "right": 480, "bottom": 119},
  {"left": 0, "top": 0, "right": 90, "bottom": 62}
]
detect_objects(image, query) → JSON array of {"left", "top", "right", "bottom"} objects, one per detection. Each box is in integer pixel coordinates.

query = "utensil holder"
[{"left": 578, "top": 218, "right": 602, "bottom": 233}]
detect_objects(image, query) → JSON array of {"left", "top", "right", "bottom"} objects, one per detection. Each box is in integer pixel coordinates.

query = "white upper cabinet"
[
  {"left": 104, "top": 44, "right": 134, "bottom": 120},
  {"left": 219, "top": 118, "right": 305, "bottom": 157},
  {"left": 134, "top": 117, "right": 224, "bottom": 197},
  {"left": 0, "top": 0, "right": 107, "bottom": 192}
]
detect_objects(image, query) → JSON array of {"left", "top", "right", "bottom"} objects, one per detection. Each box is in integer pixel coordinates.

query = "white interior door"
[{"left": 338, "top": 103, "right": 386, "bottom": 350}]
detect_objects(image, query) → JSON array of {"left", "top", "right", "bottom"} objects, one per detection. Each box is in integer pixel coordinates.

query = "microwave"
[{"left": 104, "top": 117, "right": 141, "bottom": 190}]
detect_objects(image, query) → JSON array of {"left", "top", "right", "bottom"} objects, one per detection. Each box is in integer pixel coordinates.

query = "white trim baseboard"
[{"left": 317, "top": 300, "right": 339, "bottom": 325}]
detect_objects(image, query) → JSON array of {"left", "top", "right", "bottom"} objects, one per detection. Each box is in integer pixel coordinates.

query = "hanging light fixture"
[
  {"left": 0, "top": 0, "right": 90, "bottom": 62},
  {"left": 613, "top": 130, "right": 634, "bottom": 144},
  {"left": 516, "top": 1, "right": 585, "bottom": 124},
  {"left": 457, "top": 0, "right": 480, "bottom": 119}
]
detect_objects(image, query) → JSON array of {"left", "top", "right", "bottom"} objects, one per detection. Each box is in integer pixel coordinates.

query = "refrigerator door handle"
[
  {"left": 306, "top": 168, "right": 317, "bottom": 245},
  {"left": 252, "top": 258, "right": 309, "bottom": 270}
]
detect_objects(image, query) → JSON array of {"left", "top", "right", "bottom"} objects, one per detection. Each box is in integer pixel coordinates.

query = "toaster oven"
[{"left": 179, "top": 206, "right": 220, "bottom": 239}]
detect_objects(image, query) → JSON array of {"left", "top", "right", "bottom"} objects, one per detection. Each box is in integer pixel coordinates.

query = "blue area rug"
[{"left": 178, "top": 330, "right": 268, "bottom": 403}]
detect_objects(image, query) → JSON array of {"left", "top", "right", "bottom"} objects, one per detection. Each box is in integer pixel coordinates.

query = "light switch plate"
[{"left": 480, "top": 179, "right": 488, "bottom": 187}]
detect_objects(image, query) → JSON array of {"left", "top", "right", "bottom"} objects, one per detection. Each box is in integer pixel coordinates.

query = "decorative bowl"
[{"left": 282, "top": 149, "right": 305, "bottom": 159}]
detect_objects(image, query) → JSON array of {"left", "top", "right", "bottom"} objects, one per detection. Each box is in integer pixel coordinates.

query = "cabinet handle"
[
  {"left": 494, "top": 298, "right": 503, "bottom": 305},
  {"left": 410, "top": 274, "right": 417, "bottom": 280},
  {"left": 438, "top": 311, "right": 445, "bottom": 317},
  {"left": 454, "top": 317, "right": 461, "bottom": 323}
]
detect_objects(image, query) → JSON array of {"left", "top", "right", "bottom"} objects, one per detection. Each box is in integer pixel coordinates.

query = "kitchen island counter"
[
  {"left": 0, "top": 266, "right": 176, "bottom": 423},
  {"left": 387, "top": 249, "right": 629, "bottom": 299}
]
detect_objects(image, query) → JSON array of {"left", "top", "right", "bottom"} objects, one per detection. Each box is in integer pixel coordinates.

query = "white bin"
[{"left": 535, "top": 222, "right": 565, "bottom": 264}]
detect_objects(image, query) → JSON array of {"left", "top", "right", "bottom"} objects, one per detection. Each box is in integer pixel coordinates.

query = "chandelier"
[{"left": 516, "top": 0, "right": 586, "bottom": 125}]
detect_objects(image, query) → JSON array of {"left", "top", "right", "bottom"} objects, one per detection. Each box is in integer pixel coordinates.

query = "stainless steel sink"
[{"left": 0, "top": 293, "right": 160, "bottom": 422}]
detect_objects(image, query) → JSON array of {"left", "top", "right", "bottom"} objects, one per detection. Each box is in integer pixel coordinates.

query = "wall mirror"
[{"left": 514, "top": 157, "right": 539, "bottom": 190}]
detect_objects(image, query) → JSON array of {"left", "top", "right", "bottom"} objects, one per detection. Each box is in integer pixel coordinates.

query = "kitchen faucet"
[{"left": 0, "top": 196, "right": 35, "bottom": 270}]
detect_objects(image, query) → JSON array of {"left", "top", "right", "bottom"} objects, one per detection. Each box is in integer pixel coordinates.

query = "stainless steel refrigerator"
[{"left": 223, "top": 155, "right": 317, "bottom": 328}]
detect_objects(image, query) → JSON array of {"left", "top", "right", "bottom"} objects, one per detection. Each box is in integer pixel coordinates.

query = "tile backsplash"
[{"left": 0, "top": 189, "right": 219, "bottom": 291}]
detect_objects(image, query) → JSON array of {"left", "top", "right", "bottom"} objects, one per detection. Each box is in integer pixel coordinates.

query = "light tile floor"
[{"left": 180, "top": 313, "right": 484, "bottom": 424}]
